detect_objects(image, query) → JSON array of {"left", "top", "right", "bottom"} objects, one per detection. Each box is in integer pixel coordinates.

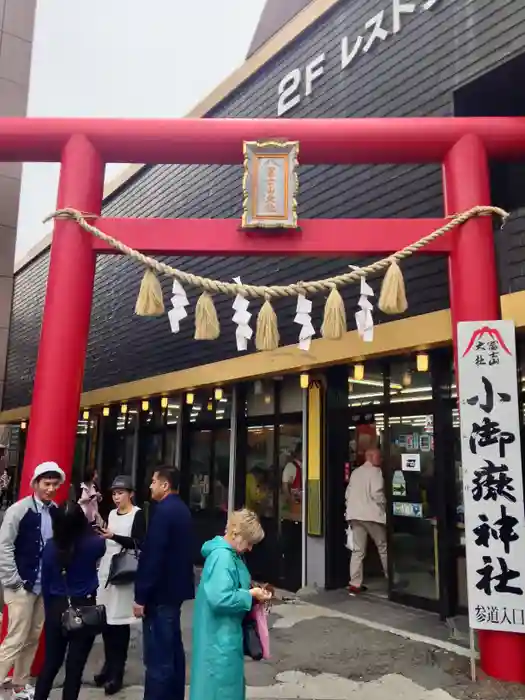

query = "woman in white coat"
[{"left": 95, "top": 476, "right": 146, "bottom": 695}]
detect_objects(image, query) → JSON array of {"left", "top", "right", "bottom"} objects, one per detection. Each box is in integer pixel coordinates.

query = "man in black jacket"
[{"left": 133, "top": 467, "right": 194, "bottom": 700}]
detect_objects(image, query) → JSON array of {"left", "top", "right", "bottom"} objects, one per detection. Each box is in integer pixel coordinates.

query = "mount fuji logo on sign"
[{"left": 276, "top": 0, "right": 440, "bottom": 116}]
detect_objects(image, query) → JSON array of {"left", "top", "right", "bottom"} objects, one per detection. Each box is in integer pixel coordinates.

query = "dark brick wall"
[{"left": 5, "top": 0, "right": 525, "bottom": 410}]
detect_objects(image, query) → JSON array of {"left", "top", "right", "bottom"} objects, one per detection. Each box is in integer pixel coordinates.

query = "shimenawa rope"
[
  {"left": 44, "top": 205, "right": 508, "bottom": 300},
  {"left": 43, "top": 206, "right": 509, "bottom": 349}
]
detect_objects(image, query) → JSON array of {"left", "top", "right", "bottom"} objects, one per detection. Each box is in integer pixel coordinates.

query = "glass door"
[
  {"left": 243, "top": 423, "right": 276, "bottom": 585},
  {"left": 188, "top": 426, "right": 231, "bottom": 558},
  {"left": 346, "top": 410, "right": 387, "bottom": 593},
  {"left": 189, "top": 430, "right": 213, "bottom": 513},
  {"left": 212, "top": 428, "right": 230, "bottom": 515},
  {"left": 386, "top": 362, "right": 439, "bottom": 607},
  {"left": 242, "top": 420, "right": 303, "bottom": 590},
  {"left": 386, "top": 352, "right": 457, "bottom": 615},
  {"left": 387, "top": 407, "right": 440, "bottom": 608},
  {"left": 278, "top": 421, "right": 303, "bottom": 591}
]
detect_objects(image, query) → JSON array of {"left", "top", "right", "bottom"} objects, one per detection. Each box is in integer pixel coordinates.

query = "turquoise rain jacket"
[{"left": 190, "top": 536, "right": 253, "bottom": 700}]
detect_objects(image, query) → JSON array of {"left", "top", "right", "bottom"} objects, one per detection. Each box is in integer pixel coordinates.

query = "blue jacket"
[
  {"left": 0, "top": 496, "right": 56, "bottom": 591},
  {"left": 42, "top": 533, "right": 106, "bottom": 603},
  {"left": 190, "top": 537, "right": 253, "bottom": 700},
  {"left": 135, "top": 494, "right": 194, "bottom": 608}
]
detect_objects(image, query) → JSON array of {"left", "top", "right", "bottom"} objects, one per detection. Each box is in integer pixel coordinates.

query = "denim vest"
[{"left": 14, "top": 507, "right": 45, "bottom": 591}]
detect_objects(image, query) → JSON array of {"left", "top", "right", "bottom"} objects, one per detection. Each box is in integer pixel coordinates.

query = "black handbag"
[
  {"left": 106, "top": 544, "right": 139, "bottom": 586},
  {"left": 243, "top": 614, "right": 263, "bottom": 661},
  {"left": 61, "top": 601, "right": 106, "bottom": 635},
  {"left": 60, "top": 570, "right": 106, "bottom": 636},
  {"left": 235, "top": 555, "right": 263, "bottom": 661}
]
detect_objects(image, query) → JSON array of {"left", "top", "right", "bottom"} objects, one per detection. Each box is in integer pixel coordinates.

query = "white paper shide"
[
  {"left": 168, "top": 280, "right": 189, "bottom": 334},
  {"left": 458, "top": 321, "right": 525, "bottom": 633},
  {"left": 294, "top": 294, "right": 315, "bottom": 351},
  {"left": 351, "top": 266, "right": 374, "bottom": 342},
  {"left": 232, "top": 276, "right": 253, "bottom": 352}
]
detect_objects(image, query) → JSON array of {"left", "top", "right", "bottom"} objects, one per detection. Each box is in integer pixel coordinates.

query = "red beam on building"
[
  {"left": 91, "top": 217, "right": 453, "bottom": 256},
  {"left": 0, "top": 117, "right": 524, "bottom": 163}
]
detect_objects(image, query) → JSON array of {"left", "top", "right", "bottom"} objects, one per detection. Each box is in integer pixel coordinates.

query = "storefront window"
[
  {"left": 138, "top": 431, "right": 162, "bottom": 495},
  {"left": 245, "top": 425, "right": 275, "bottom": 518},
  {"left": 390, "top": 357, "right": 432, "bottom": 405},
  {"left": 246, "top": 380, "right": 275, "bottom": 416},
  {"left": 124, "top": 404, "right": 139, "bottom": 431},
  {"left": 189, "top": 388, "right": 232, "bottom": 425},
  {"left": 165, "top": 430, "right": 178, "bottom": 467},
  {"left": 189, "top": 430, "right": 212, "bottom": 511},
  {"left": 213, "top": 429, "right": 230, "bottom": 513},
  {"left": 452, "top": 406, "right": 468, "bottom": 608},
  {"left": 214, "top": 388, "right": 233, "bottom": 422},
  {"left": 243, "top": 377, "right": 304, "bottom": 592},
  {"left": 348, "top": 362, "right": 386, "bottom": 407},
  {"left": 141, "top": 398, "right": 164, "bottom": 429},
  {"left": 73, "top": 416, "right": 88, "bottom": 494},
  {"left": 98, "top": 403, "right": 139, "bottom": 501},
  {"left": 166, "top": 398, "right": 181, "bottom": 426},
  {"left": 279, "top": 423, "right": 303, "bottom": 522},
  {"left": 164, "top": 397, "right": 182, "bottom": 468},
  {"left": 280, "top": 376, "right": 302, "bottom": 414}
]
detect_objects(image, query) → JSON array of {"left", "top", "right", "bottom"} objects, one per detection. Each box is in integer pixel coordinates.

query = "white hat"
[{"left": 31, "top": 462, "right": 66, "bottom": 486}]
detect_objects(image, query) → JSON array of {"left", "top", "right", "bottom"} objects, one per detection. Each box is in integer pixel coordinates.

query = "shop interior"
[{"left": 8, "top": 339, "right": 525, "bottom": 613}]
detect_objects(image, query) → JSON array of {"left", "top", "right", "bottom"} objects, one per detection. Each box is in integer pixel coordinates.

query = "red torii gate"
[{"left": 2, "top": 116, "right": 525, "bottom": 681}]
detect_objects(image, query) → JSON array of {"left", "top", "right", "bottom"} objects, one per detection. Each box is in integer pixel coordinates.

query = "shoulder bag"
[
  {"left": 242, "top": 614, "right": 264, "bottom": 661},
  {"left": 106, "top": 542, "right": 139, "bottom": 586},
  {"left": 236, "top": 556, "right": 264, "bottom": 661},
  {"left": 60, "top": 569, "right": 106, "bottom": 635}
]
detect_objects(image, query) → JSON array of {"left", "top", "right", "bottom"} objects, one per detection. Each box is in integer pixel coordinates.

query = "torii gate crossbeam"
[{"left": 2, "top": 116, "right": 524, "bottom": 682}]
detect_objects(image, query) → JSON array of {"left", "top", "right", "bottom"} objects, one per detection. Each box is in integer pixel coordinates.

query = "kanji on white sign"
[{"left": 458, "top": 321, "right": 525, "bottom": 633}]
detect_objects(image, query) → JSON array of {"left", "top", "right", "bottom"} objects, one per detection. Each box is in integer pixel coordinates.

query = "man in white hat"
[{"left": 0, "top": 462, "right": 65, "bottom": 699}]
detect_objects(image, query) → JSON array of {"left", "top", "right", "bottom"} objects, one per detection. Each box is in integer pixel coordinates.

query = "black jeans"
[
  {"left": 34, "top": 596, "right": 96, "bottom": 700},
  {"left": 143, "top": 604, "right": 185, "bottom": 700},
  {"left": 102, "top": 623, "right": 130, "bottom": 682}
]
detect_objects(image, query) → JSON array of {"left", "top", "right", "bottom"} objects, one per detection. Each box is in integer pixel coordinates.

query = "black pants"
[
  {"left": 34, "top": 597, "right": 96, "bottom": 700},
  {"left": 102, "top": 624, "right": 130, "bottom": 682}
]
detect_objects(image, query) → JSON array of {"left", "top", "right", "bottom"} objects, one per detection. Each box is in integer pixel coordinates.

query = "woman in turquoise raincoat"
[{"left": 190, "top": 509, "right": 272, "bottom": 700}]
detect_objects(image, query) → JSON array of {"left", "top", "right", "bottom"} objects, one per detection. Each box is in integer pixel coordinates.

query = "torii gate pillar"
[{"left": 443, "top": 134, "right": 522, "bottom": 681}]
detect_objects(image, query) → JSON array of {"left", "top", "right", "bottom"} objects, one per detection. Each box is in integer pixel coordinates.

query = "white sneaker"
[{"left": 11, "top": 684, "right": 34, "bottom": 700}]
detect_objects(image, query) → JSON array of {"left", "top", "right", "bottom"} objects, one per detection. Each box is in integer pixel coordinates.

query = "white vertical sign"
[{"left": 458, "top": 321, "right": 525, "bottom": 632}]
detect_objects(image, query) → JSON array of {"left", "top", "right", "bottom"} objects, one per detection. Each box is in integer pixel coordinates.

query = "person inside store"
[
  {"left": 0, "top": 461, "right": 66, "bottom": 700},
  {"left": 213, "top": 463, "right": 230, "bottom": 514},
  {"left": 345, "top": 447, "right": 388, "bottom": 596},
  {"left": 245, "top": 466, "right": 271, "bottom": 515},
  {"left": 133, "top": 466, "right": 194, "bottom": 700},
  {"left": 281, "top": 444, "right": 302, "bottom": 521},
  {"left": 0, "top": 464, "right": 14, "bottom": 510},
  {"left": 78, "top": 467, "right": 102, "bottom": 526},
  {"left": 94, "top": 476, "right": 146, "bottom": 695},
  {"left": 34, "top": 500, "right": 106, "bottom": 700},
  {"left": 280, "top": 443, "right": 302, "bottom": 590},
  {"left": 190, "top": 508, "right": 272, "bottom": 700}
]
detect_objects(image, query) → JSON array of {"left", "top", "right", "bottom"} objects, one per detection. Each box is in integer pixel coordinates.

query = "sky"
[{"left": 15, "top": 0, "right": 266, "bottom": 262}]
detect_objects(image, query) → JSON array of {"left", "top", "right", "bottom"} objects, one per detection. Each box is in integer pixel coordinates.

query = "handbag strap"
[
  {"left": 60, "top": 568, "right": 73, "bottom": 608},
  {"left": 116, "top": 538, "right": 139, "bottom": 555}
]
